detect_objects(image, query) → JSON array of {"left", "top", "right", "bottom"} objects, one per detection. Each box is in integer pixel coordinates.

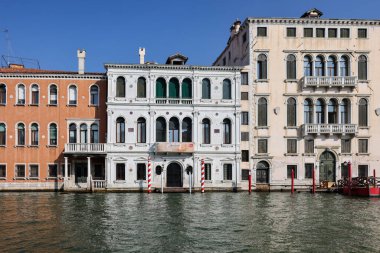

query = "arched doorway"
[
  {"left": 167, "top": 162, "right": 183, "bottom": 187},
  {"left": 319, "top": 151, "right": 336, "bottom": 182},
  {"left": 256, "top": 161, "right": 269, "bottom": 184}
]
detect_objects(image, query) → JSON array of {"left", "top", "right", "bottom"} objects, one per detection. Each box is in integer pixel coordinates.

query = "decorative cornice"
[
  {"left": 104, "top": 63, "right": 243, "bottom": 72},
  {"left": 0, "top": 73, "right": 107, "bottom": 80},
  {"left": 247, "top": 17, "right": 380, "bottom": 26}
]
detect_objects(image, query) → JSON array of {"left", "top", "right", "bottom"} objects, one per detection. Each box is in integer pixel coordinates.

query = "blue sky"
[{"left": 1, "top": 0, "right": 379, "bottom": 72}]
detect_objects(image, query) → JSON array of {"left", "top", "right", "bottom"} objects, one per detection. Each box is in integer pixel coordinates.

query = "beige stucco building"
[{"left": 214, "top": 9, "right": 380, "bottom": 190}]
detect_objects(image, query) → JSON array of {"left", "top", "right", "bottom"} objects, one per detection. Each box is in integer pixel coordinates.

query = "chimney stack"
[
  {"left": 77, "top": 49, "right": 86, "bottom": 74},
  {"left": 139, "top": 47, "right": 145, "bottom": 64}
]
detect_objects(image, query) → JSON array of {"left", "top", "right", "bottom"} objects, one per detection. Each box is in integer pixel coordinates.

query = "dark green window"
[
  {"left": 169, "top": 78, "right": 179, "bottom": 98},
  {"left": 287, "top": 28, "right": 296, "bottom": 37},
  {"left": 304, "top": 28, "right": 313, "bottom": 37},
  {"left": 137, "top": 77, "right": 146, "bottom": 98},
  {"left": 316, "top": 28, "right": 325, "bottom": 38},
  {"left": 116, "top": 77, "right": 125, "bottom": 97},
  {"left": 223, "top": 79, "right": 232, "bottom": 99},
  {"left": 358, "top": 28, "right": 367, "bottom": 38},
  {"left": 156, "top": 78, "right": 166, "bottom": 98},
  {"left": 181, "top": 78, "right": 192, "bottom": 98},
  {"left": 340, "top": 28, "right": 350, "bottom": 38},
  {"left": 328, "top": 28, "right": 337, "bottom": 38},
  {"left": 358, "top": 55, "right": 367, "bottom": 80},
  {"left": 287, "top": 165, "right": 297, "bottom": 179},
  {"left": 305, "top": 164, "right": 313, "bottom": 179},
  {"left": 257, "top": 27, "right": 267, "bottom": 37},
  {"left": 202, "top": 78, "right": 211, "bottom": 99}
]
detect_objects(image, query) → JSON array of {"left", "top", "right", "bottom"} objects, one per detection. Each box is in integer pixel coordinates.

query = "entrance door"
[
  {"left": 319, "top": 151, "right": 336, "bottom": 182},
  {"left": 75, "top": 163, "right": 88, "bottom": 183},
  {"left": 167, "top": 163, "right": 182, "bottom": 187},
  {"left": 256, "top": 161, "right": 269, "bottom": 184}
]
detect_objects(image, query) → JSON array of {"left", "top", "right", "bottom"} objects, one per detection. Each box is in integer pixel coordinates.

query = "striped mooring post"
[
  {"left": 201, "top": 159, "right": 205, "bottom": 193},
  {"left": 148, "top": 156, "right": 152, "bottom": 193}
]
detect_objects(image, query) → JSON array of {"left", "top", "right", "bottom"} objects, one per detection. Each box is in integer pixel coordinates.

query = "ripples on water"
[{"left": 0, "top": 192, "right": 379, "bottom": 253}]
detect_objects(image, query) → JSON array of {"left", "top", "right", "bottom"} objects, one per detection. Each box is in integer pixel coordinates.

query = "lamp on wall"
[
  {"left": 274, "top": 107, "right": 280, "bottom": 115},
  {"left": 375, "top": 108, "right": 380, "bottom": 116}
]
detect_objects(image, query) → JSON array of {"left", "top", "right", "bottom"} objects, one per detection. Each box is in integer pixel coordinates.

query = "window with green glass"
[
  {"left": 169, "top": 78, "right": 179, "bottom": 98},
  {"left": 156, "top": 78, "right": 166, "bottom": 98},
  {"left": 181, "top": 78, "right": 192, "bottom": 99}
]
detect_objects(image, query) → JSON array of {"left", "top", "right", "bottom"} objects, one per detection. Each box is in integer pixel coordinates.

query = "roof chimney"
[
  {"left": 77, "top": 49, "right": 86, "bottom": 74},
  {"left": 139, "top": 48, "right": 145, "bottom": 64}
]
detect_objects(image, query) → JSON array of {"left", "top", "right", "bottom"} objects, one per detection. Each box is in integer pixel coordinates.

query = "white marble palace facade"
[{"left": 104, "top": 55, "right": 242, "bottom": 190}]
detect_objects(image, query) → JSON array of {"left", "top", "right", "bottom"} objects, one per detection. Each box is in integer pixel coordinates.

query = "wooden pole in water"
[
  {"left": 374, "top": 169, "right": 376, "bottom": 188},
  {"left": 312, "top": 166, "right": 316, "bottom": 194},
  {"left": 348, "top": 162, "right": 352, "bottom": 196},
  {"left": 248, "top": 170, "right": 252, "bottom": 195},
  {"left": 291, "top": 168, "right": 294, "bottom": 194}
]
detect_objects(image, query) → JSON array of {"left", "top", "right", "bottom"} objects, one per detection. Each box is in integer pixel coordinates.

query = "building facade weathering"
[{"left": 214, "top": 8, "right": 380, "bottom": 190}]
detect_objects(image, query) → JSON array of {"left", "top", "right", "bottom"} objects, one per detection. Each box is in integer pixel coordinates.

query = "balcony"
[
  {"left": 155, "top": 142, "right": 194, "bottom": 153},
  {"left": 301, "top": 76, "right": 357, "bottom": 88},
  {"left": 154, "top": 98, "right": 193, "bottom": 105},
  {"left": 302, "top": 124, "right": 357, "bottom": 136},
  {"left": 64, "top": 143, "right": 107, "bottom": 154}
]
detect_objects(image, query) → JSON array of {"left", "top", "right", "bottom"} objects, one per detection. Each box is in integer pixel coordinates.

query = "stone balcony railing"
[
  {"left": 154, "top": 98, "right": 193, "bottom": 104},
  {"left": 302, "top": 124, "right": 357, "bottom": 136},
  {"left": 64, "top": 143, "right": 107, "bottom": 154},
  {"left": 301, "top": 76, "right": 357, "bottom": 88}
]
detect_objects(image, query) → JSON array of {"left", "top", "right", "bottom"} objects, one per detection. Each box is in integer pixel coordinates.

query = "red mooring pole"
[
  {"left": 248, "top": 170, "right": 252, "bottom": 195},
  {"left": 348, "top": 162, "right": 352, "bottom": 196},
  {"left": 312, "top": 166, "right": 316, "bottom": 194},
  {"left": 291, "top": 168, "right": 294, "bottom": 194}
]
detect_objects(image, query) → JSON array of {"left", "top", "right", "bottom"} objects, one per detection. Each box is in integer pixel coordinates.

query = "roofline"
[
  {"left": 0, "top": 73, "right": 107, "bottom": 79},
  {"left": 104, "top": 63, "right": 243, "bottom": 72},
  {"left": 246, "top": 17, "right": 380, "bottom": 25}
]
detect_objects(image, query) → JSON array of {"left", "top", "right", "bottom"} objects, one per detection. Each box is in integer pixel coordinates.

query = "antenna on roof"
[{"left": 2, "top": 29, "right": 15, "bottom": 66}]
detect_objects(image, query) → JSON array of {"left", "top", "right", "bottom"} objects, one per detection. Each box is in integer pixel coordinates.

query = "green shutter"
[
  {"left": 181, "top": 79, "right": 192, "bottom": 98},
  {"left": 156, "top": 78, "right": 166, "bottom": 98},
  {"left": 169, "top": 79, "right": 179, "bottom": 98}
]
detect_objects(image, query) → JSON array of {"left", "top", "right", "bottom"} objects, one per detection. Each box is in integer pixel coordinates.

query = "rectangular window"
[
  {"left": 358, "top": 165, "right": 368, "bottom": 177},
  {"left": 29, "top": 164, "right": 39, "bottom": 178},
  {"left": 305, "top": 163, "right": 313, "bottom": 179},
  {"left": 304, "top": 28, "right": 313, "bottom": 37},
  {"left": 341, "top": 163, "right": 349, "bottom": 178},
  {"left": 287, "top": 139, "right": 297, "bottom": 154},
  {"left": 0, "top": 164, "right": 5, "bottom": 178},
  {"left": 48, "top": 164, "right": 58, "bottom": 178},
  {"left": 257, "top": 27, "right": 267, "bottom": 37},
  {"left": 241, "top": 92, "right": 249, "bottom": 100},
  {"left": 358, "top": 28, "right": 367, "bottom": 38},
  {"left": 258, "top": 139, "right": 268, "bottom": 154},
  {"left": 242, "top": 150, "right": 249, "bottom": 162},
  {"left": 223, "top": 164, "right": 232, "bottom": 180},
  {"left": 340, "top": 28, "right": 350, "bottom": 38},
  {"left": 287, "top": 165, "right": 297, "bottom": 179},
  {"left": 304, "top": 139, "right": 314, "bottom": 154},
  {"left": 241, "top": 72, "right": 248, "bottom": 85},
  {"left": 287, "top": 27, "right": 296, "bottom": 37},
  {"left": 341, "top": 139, "right": 351, "bottom": 153},
  {"left": 137, "top": 163, "right": 146, "bottom": 180},
  {"left": 116, "top": 163, "right": 125, "bottom": 181},
  {"left": 358, "top": 139, "right": 368, "bottom": 154},
  {"left": 205, "top": 163, "right": 211, "bottom": 180},
  {"left": 328, "top": 28, "right": 337, "bottom": 38},
  {"left": 316, "top": 28, "right": 325, "bottom": 38},
  {"left": 241, "top": 132, "right": 249, "bottom": 141},
  {"left": 241, "top": 112, "right": 249, "bottom": 125},
  {"left": 241, "top": 169, "right": 250, "bottom": 180},
  {"left": 15, "top": 164, "right": 25, "bottom": 178}
]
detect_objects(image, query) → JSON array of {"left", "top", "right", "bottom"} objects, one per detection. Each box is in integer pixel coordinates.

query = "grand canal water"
[{"left": 0, "top": 192, "right": 379, "bottom": 253}]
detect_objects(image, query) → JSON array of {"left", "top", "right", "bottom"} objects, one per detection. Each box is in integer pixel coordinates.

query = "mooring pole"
[
  {"left": 312, "top": 166, "right": 316, "bottom": 194},
  {"left": 291, "top": 168, "right": 294, "bottom": 194},
  {"left": 373, "top": 169, "right": 376, "bottom": 188},
  {"left": 348, "top": 161, "right": 352, "bottom": 196},
  {"left": 147, "top": 156, "right": 152, "bottom": 194},
  {"left": 248, "top": 170, "right": 252, "bottom": 195},
  {"left": 189, "top": 172, "right": 192, "bottom": 194}
]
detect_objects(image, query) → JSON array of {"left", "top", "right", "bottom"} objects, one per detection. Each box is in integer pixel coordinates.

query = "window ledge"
[
  {"left": 358, "top": 126, "right": 370, "bottom": 129},
  {"left": 285, "top": 126, "right": 298, "bottom": 129},
  {"left": 221, "top": 99, "right": 233, "bottom": 103},
  {"left": 28, "top": 145, "right": 39, "bottom": 148},
  {"left": 200, "top": 144, "right": 212, "bottom": 147},
  {"left": 205, "top": 180, "right": 213, "bottom": 184},
  {"left": 29, "top": 177, "right": 40, "bottom": 180},
  {"left": 221, "top": 144, "right": 234, "bottom": 148},
  {"left": 114, "top": 180, "right": 126, "bottom": 183},
  {"left": 134, "top": 180, "right": 147, "bottom": 183},
  {"left": 13, "top": 177, "right": 26, "bottom": 180},
  {"left": 285, "top": 153, "right": 299, "bottom": 156},
  {"left": 255, "top": 79, "right": 269, "bottom": 83},
  {"left": 357, "top": 153, "right": 370, "bottom": 156},
  {"left": 136, "top": 143, "right": 148, "bottom": 147},
  {"left": 46, "top": 177, "right": 58, "bottom": 180},
  {"left": 0, "top": 177, "right": 6, "bottom": 180},
  {"left": 285, "top": 79, "right": 298, "bottom": 83},
  {"left": 88, "top": 104, "right": 99, "bottom": 107},
  {"left": 47, "top": 145, "right": 58, "bottom": 148},
  {"left": 340, "top": 153, "right": 352, "bottom": 156},
  {"left": 358, "top": 80, "right": 369, "bottom": 83},
  {"left": 15, "top": 145, "right": 26, "bottom": 148},
  {"left": 221, "top": 180, "right": 233, "bottom": 183},
  {"left": 29, "top": 104, "right": 39, "bottom": 106},
  {"left": 0, "top": 104, "right": 6, "bottom": 106},
  {"left": 47, "top": 103, "right": 58, "bottom": 107},
  {"left": 0, "top": 145, "right": 6, "bottom": 148},
  {"left": 302, "top": 153, "right": 316, "bottom": 157},
  {"left": 254, "top": 153, "right": 270, "bottom": 156},
  {"left": 256, "top": 126, "right": 269, "bottom": 129},
  {"left": 15, "top": 104, "right": 26, "bottom": 106},
  {"left": 67, "top": 104, "right": 77, "bottom": 107},
  {"left": 200, "top": 99, "right": 212, "bottom": 103}
]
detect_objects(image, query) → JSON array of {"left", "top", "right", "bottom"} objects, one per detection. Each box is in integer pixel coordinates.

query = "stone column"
[
  {"left": 64, "top": 157, "right": 68, "bottom": 180},
  {"left": 87, "top": 156, "right": 91, "bottom": 182}
]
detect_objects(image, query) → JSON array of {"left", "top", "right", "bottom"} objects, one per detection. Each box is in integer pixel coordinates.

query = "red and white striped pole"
[
  {"left": 148, "top": 156, "right": 152, "bottom": 194},
  {"left": 201, "top": 159, "right": 205, "bottom": 193}
]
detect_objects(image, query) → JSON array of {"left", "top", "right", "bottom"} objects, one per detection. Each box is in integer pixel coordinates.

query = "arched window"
[
  {"left": 30, "top": 123, "right": 39, "bottom": 146},
  {"left": 359, "top": 98, "right": 368, "bottom": 127},
  {"left": 182, "top": 117, "right": 192, "bottom": 142},
  {"left": 287, "top": 98, "right": 297, "bottom": 126},
  {"left": 169, "top": 78, "right": 180, "bottom": 99},
  {"left": 169, "top": 117, "right": 179, "bottom": 142},
  {"left": 17, "top": 123, "right": 25, "bottom": 145},
  {"left": 0, "top": 123, "right": 6, "bottom": 145},
  {"left": 137, "top": 118, "right": 146, "bottom": 143},
  {"left": 304, "top": 99, "right": 313, "bottom": 124},
  {"left": 316, "top": 99, "right": 325, "bottom": 124},
  {"left": 137, "top": 77, "right": 146, "bottom": 98},
  {"left": 90, "top": 124, "right": 99, "bottom": 143},
  {"left": 31, "top": 84, "right": 39, "bottom": 105},
  {"left": 116, "top": 76, "right": 126, "bottom": 97},
  {"left": 156, "top": 117, "right": 166, "bottom": 142},
  {"left": 0, "top": 84, "right": 6, "bottom": 105},
  {"left": 90, "top": 85, "right": 99, "bottom": 105},
  {"left": 257, "top": 54, "right": 267, "bottom": 79},
  {"left": 340, "top": 56, "right": 349, "bottom": 76},
  {"left": 223, "top": 118, "right": 232, "bottom": 144},
  {"left": 49, "top": 123, "right": 57, "bottom": 145},
  {"left": 258, "top": 97, "right": 267, "bottom": 127},
  {"left": 156, "top": 78, "right": 166, "bottom": 98},
  {"left": 315, "top": 55, "right": 325, "bottom": 76},
  {"left": 80, "top": 124, "right": 87, "bottom": 143},
  {"left": 17, "top": 84, "right": 25, "bottom": 105},
  {"left": 202, "top": 118, "right": 211, "bottom": 144},
  {"left": 358, "top": 55, "right": 367, "bottom": 80},
  {"left": 49, "top": 84, "right": 58, "bottom": 105},
  {"left": 69, "top": 123, "right": 77, "bottom": 143},
  {"left": 340, "top": 99, "right": 350, "bottom": 124},
  {"left": 68, "top": 85, "right": 77, "bottom": 105},
  {"left": 327, "top": 56, "right": 337, "bottom": 76},
  {"left": 181, "top": 78, "right": 192, "bottom": 99},
  {"left": 222, "top": 79, "right": 232, "bottom": 99},
  {"left": 328, "top": 99, "right": 338, "bottom": 123},
  {"left": 304, "top": 56, "right": 312, "bottom": 77},
  {"left": 202, "top": 78, "right": 211, "bottom": 99},
  {"left": 116, "top": 117, "right": 125, "bottom": 143},
  {"left": 287, "top": 54, "right": 296, "bottom": 79}
]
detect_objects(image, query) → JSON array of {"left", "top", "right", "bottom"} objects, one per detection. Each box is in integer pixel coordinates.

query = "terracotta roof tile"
[{"left": 0, "top": 68, "right": 105, "bottom": 75}]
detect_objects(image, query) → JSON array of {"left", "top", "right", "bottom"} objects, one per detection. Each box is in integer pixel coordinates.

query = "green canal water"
[{"left": 0, "top": 192, "right": 379, "bottom": 253}]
